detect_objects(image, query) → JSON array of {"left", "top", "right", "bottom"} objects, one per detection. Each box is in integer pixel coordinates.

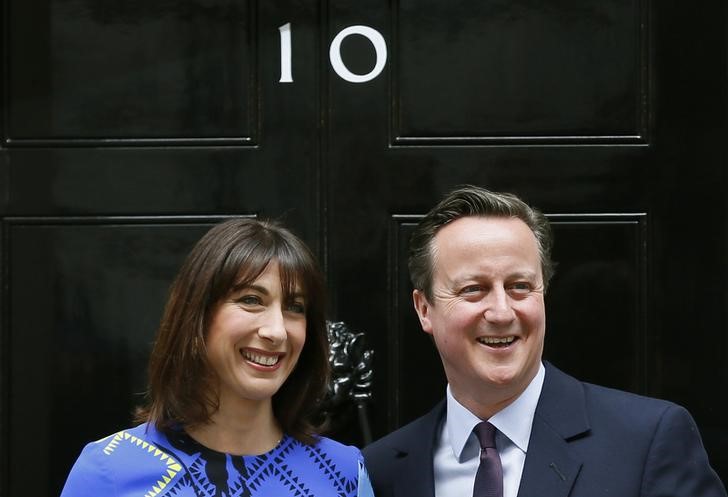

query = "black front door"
[{"left": 2, "top": 1, "right": 726, "bottom": 495}]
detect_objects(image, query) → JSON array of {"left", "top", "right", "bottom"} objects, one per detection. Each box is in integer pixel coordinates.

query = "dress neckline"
[{"left": 178, "top": 429, "right": 289, "bottom": 458}]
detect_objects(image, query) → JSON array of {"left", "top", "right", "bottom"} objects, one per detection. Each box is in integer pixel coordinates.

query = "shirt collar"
[{"left": 445, "top": 362, "right": 545, "bottom": 461}]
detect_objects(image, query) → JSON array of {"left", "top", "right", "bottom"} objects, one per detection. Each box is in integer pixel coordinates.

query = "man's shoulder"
[
  {"left": 543, "top": 362, "right": 681, "bottom": 430},
  {"left": 546, "top": 362, "right": 673, "bottom": 405},
  {"left": 363, "top": 400, "right": 444, "bottom": 460},
  {"left": 581, "top": 379, "right": 680, "bottom": 424}
]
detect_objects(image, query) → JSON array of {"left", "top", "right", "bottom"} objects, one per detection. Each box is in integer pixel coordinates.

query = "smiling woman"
[{"left": 60, "top": 218, "right": 374, "bottom": 497}]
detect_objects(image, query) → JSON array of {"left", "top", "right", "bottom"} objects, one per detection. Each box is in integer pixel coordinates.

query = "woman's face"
[{"left": 205, "top": 261, "right": 307, "bottom": 409}]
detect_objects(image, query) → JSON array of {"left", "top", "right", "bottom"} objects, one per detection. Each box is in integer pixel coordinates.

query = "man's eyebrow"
[
  {"left": 451, "top": 270, "right": 539, "bottom": 284},
  {"left": 510, "top": 270, "right": 539, "bottom": 279},
  {"left": 450, "top": 275, "right": 481, "bottom": 286}
]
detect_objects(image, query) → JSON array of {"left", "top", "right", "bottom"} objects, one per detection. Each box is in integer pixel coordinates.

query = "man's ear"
[{"left": 413, "top": 289, "right": 434, "bottom": 335}]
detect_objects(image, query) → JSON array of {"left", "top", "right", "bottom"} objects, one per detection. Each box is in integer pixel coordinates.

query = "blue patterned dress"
[{"left": 61, "top": 423, "right": 374, "bottom": 497}]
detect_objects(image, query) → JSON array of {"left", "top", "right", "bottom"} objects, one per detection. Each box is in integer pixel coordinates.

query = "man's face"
[{"left": 413, "top": 216, "right": 546, "bottom": 417}]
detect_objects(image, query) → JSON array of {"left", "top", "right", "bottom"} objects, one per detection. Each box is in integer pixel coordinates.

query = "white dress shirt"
[{"left": 433, "top": 363, "right": 545, "bottom": 497}]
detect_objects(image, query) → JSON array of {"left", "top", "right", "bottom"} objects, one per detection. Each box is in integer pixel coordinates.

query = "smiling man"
[{"left": 363, "top": 186, "right": 726, "bottom": 497}]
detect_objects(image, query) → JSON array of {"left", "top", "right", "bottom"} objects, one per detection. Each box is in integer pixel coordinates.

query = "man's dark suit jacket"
[{"left": 363, "top": 363, "right": 726, "bottom": 497}]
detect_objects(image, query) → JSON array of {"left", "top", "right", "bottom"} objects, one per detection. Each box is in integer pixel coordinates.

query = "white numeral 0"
[{"left": 329, "top": 25, "right": 387, "bottom": 83}]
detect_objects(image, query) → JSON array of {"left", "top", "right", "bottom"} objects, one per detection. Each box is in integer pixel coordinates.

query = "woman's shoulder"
[
  {"left": 274, "top": 434, "right": 365, "bottom": 480},
  {"left": 275, "top": 435, "right": 372, "bottom": 497},
  {"left": 309, "top": 435, "right": 364, "bottom": 462},
  {"left": 60, "top": 422, "right": 183, "bottom": 497},
  {"left": 309, "top": 436, "right": 375, "bottom": 497},
  {"left": 70, "top": 423, "right": 153, "bottom": 458},
  {"left": 79, "top": 423, "right": 168, "bottom": 457}
]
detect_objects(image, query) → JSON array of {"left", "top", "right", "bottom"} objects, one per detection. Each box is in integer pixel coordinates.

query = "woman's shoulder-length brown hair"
[{"left": 136, "top": 218, "right": 329, "bottom": 444}]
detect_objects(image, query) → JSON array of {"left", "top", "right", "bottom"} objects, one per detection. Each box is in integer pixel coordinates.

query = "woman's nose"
[{"left": 258, "top": 306, "right": 287, "bottom": 344}]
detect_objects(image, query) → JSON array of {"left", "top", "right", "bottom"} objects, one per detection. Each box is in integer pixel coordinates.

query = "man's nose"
[{"left": 483, "top": 288, "right": 515, "bottom": 324}]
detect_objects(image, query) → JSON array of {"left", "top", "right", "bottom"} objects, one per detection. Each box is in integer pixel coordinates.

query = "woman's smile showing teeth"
[
  {"left": 477, "top": 336, "right": 516, "bottom": 348},
  {"left": 241, "top": 348, "right": 283, "bottom": 368}
]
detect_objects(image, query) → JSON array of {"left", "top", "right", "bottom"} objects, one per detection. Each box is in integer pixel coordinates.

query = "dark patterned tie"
[{"left": 472, "top": 422, "right": 503, "bottom": 497}]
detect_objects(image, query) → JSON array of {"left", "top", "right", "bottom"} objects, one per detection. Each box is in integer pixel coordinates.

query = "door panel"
[
  {"left": 394, "top": 0, "right": 646, "bottom": 142},
  {"left": 9, "top": 0, "right": 255, "bottom": 142},
  {"left": 6, "top": 218, "right": 221, "bottom": 495}
]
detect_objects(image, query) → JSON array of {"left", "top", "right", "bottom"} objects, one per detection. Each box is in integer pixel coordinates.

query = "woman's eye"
[
  {"left": 286, "top": 301, "right": 306, "bottom": 314},
  {"left": 238, "top": 295, "right": 262, "bottom": 306}
]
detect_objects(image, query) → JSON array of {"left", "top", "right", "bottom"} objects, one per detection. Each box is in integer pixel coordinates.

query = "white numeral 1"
[{"left": 279, "top": 23, "right": 293, "bottom": 83}]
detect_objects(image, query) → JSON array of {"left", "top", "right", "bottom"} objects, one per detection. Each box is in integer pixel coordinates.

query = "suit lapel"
[
  {"left": 516, "top": 363, "right": 589, "bottom": 497},
  {"left": 391, "top": 402, "right": 444, "bottom": 497},
  {"left": 392, "top": 443, "right": 437, "bottom": 497},
  {"left": 516, "top": 414, "right": 582, "bottom": 497}
]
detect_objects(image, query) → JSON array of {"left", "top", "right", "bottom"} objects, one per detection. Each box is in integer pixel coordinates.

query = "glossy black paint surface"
[
  {"left": 2, "top": 0, "right": 726, "bottom": 494},
  {"left": 395, "top": 0, "right": 645, "bottom": 141},
  {"left": 7, "top": 220, "right": 215, "bottom": 495}
]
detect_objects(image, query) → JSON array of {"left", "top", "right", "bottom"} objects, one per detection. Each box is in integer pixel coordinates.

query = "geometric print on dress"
[
  {"left": 102, "top": 430, "right": 247, "bottom": 497},
  {"left": 102, "top": 431, "right": 184, "bottom": 497},
  {"left": 96, "top": 427, "right": 359, "bottom": 497},
  {"left": 183, "top": 449, "right": 251, "bottom": 497},
  {"left": 234, "top": 437, "right": 358, "bottom": 497},
  {"left": 245, "top": 438, "right": 313, "bottom": 496},
  {"left": 301, "top": 442, "right": 356, "bottom": 497}
]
